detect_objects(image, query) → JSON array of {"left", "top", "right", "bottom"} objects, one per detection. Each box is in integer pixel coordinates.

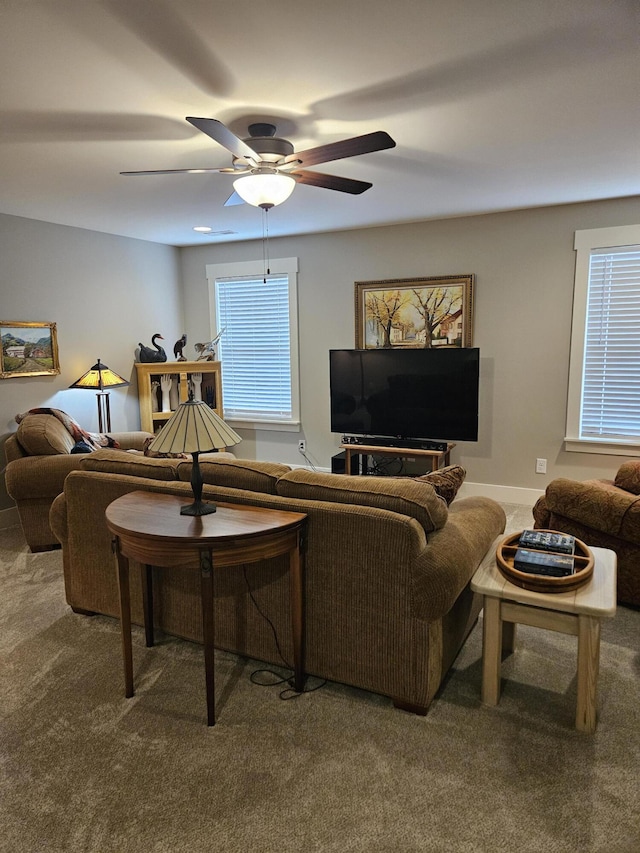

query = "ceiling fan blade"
[
  {"left": 224, "top": 191, "right": 245, "bottom": 206},
  {"left": 186, "top": 117, "right": 260, "bottom": 161},
  {"left": 292, "top": 170, "right": 372, "bottom": 194},
  {"left": 284, "top": 131, "right": 395, "bottom": 168},
  {"left": 120, "top": 167, "right": 225, "bottom": 176}
]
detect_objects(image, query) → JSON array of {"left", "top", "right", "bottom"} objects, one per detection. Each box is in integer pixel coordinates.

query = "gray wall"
[
  {"left": 3, "top": 196, "right": 639, "bottom": 516},
  {"left": 180, "top": 195, "right": 640, "bottom": 494},
  {"left": 0, "top": 213, "right": 182, "bottom": 511}
]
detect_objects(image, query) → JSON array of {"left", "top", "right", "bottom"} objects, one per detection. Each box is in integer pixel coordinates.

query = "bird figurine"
[
  {"left": 195, "top": 328, "right": 225, "bottom": 361},
  {"left": 138, "top": 333, "right": 167, "bottom": 363},
  {"left": 173, "top": 334, "right": 187, "bottom": 361},
  {"left": 194, "top": 341, "right": 215, "bottom": 361}
]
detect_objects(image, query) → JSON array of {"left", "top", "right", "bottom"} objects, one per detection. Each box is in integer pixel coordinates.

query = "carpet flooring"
[{"left": 1, "top": 505, "right": 639, "bottom": 853}]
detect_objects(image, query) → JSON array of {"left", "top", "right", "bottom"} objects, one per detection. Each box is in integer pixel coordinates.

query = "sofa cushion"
[
  {"left": 16, "top": 414, "right": 75, "bottom": 455},
  {"left": 180, "top": 458, "right": 292, "bottom": 494},
  {"left": 78, "top": 448, "right": 182, "bottom": 480},
  {"left": 276, "top": 469, "right": 448, "bottom": 532},
  {"left": 412, "top": 465, "right": 466, "bottom": 506},
  {"left": 614, "top": 461, "right": 640, "bottom": 495}
]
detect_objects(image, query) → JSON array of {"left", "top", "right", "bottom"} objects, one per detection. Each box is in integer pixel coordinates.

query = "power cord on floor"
[
  {"left": 369, "top": 455, "right": 404, "bottom": 476},
  {"left": 242, "top": 565, "right": 326, "bottom": 701},
  {"left": 299, "top": 449, "right": 317, "bottom": 471}
]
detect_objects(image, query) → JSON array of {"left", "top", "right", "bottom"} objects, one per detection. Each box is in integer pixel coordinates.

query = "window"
[
  {"left": 205, "top": 257, "right": 300, "bottom": 430},
  {"left": 566, "top": 225, "right": 640, "bottom": 455}
]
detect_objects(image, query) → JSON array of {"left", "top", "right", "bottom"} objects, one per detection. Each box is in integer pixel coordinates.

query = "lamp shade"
[
  {"left": 147, "top": 400, "right": 242, "bottom": 516},
  {"left": 69, "top": 359, "right": 129, "bottom": 391},
  {"left": 233, "top": 172, "right": 296, "bottom": 209},
  {"left": 69, "top": 358, "right": 130, "bottom": 433},
  {"left": 147, "top": 399, "right": 241, "bottom": 455}
]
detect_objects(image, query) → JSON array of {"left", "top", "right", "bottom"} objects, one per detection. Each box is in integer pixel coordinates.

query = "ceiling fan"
[{"left": 121, "top": 117, "right": 396, "bottom": 209}]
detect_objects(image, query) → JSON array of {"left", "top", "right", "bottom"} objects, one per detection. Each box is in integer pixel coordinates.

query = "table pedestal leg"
[
  {"left": 114, "top": 539, "right": 134, "bottom": 699},
  {"left": 289, "top": 537, "right": 305, "bottom": 693},
  {"left": 576, "top": 614, "right": 601, "bottom": 734},
  {"left": 200, "top": 549, "right": 216, "bottom": 726},
  {"left": 482, "top": 595, "right": 502, "bottom": 705}
]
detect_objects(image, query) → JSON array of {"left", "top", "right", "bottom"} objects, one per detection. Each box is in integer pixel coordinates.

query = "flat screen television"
[{"left": 329, "top": 347, "right": 479, "bottom": 442}]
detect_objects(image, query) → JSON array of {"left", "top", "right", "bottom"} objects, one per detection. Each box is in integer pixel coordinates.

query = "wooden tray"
[{"left": 496, "top": 529, "right": 594, "bottom": 593}]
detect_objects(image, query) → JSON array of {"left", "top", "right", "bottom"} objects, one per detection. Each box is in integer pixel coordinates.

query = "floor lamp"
[{"left": 69, "top": 359, "right": 130, "bottom": 433}]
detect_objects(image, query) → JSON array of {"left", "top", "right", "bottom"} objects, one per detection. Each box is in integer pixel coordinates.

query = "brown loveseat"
[
  {"left": 49, "top": 450, "right": 506, "bottom": 715},
  {"left": 533, "top": 461, "right": 640, "bottom": 607},
  {"left": 4, "top": 413, "right": 153, "bottom": 552}
]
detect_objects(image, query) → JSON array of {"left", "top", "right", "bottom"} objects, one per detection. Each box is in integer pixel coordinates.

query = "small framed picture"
[
  {"left": 0, "top": 321, "right": 60, "bottom": 379},
  {"left": 355, "top": 275, "right": 474, "bottom": 349}
]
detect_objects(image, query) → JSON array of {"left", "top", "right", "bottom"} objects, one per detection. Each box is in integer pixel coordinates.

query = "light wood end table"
[
  {"left": 105, "top": 491, "right": 307, "bottom": 726},
  {"left": 340, "top": 442, "right": 455, "bottom": 475},
  {"left": 471, "top": 539, "right": 616, "bottom": 733}
]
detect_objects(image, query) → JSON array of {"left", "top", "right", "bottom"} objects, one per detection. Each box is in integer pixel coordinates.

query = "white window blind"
[
  {"left": 206, "top": 257, "right": 299, "bottom": 429},
  {"left": 581, "top": 246, "right": 640, "bottom": 440},
  {"left": 215, "top": 274, "right": 292, "bottom": 421}
]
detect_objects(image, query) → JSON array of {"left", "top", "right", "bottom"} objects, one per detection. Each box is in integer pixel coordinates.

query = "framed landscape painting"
[
  {"left": 0, "top": 320, "right": 60, "bottom": 379},
  {"left": 355, "top": 275, "right": 474, "bottom": 349}
]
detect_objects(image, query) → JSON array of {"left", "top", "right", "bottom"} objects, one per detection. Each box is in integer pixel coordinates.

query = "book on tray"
[
  {"left": 518, "top": 529, "right": 576, "bottom": 555},
  {"left": 513, "top": 548, "right": 575, "bottom": 577}
]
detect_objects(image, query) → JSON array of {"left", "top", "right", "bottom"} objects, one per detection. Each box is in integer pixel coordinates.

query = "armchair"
[
  {"left": 5, "top": 412, "right": 152, "bottom": 551},
  {"left": 533, "top": 460, "right": 640, "bottom": 606}
]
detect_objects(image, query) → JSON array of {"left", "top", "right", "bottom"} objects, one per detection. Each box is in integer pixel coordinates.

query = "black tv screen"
[{"left": 330, "top": 348, "right": 479, "bottom": 442}]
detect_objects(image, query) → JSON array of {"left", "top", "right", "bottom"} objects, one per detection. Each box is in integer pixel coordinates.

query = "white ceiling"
[{"left": 1, "top": 0, "right": 638, "bottom": 247}]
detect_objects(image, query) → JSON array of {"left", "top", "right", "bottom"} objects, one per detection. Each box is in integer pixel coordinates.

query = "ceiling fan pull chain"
[{"left": 262, "top": 207, "right": 271, "bottom": 283}]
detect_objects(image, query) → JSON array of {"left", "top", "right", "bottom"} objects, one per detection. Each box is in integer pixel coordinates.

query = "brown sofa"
[
  {"left": 533, "top": 460, "right": 640, "bottom": 607},
  {"left": 4, "top": 413, "right": 154, "bottom": 552},
  {"left": 49, "top": 449, "right": 506, "bottom": 715}
]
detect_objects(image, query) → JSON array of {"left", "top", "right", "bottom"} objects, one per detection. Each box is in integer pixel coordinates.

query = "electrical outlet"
[
  {"left": 298, "top": 440, "right": 306, "bottom": 453},
  {"left": 536, "top": 458, "right": 547, "bottom": 474}
]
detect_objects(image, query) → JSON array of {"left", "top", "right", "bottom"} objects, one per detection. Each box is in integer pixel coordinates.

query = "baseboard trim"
[
  {"left": 458, "top": 481, "right": 543, "bottom": 507},
  {"left": 0, "top": 505, "right": 19, "bottom": 530}
]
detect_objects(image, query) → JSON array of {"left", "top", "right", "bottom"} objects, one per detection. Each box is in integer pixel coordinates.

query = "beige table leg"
[
  {"left": 481, "top": 595, "right": 502, "bottom": 705},
  {"left": 576, "top": 614, "right": 601, "bottom": 733}
]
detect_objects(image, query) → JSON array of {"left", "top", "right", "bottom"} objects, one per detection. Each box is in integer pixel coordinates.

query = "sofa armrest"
[
  {"left": 412, "top": 496, "right": 506, "bottom": 620},
  {"left": 50, "top": 492, "right": 68, "bottom": 544},
  {"left": 5, "top": 454, "right": 90, "bottom": 501},
  {"left": 4, "top": 434, "right": 26, "bottom": 464},
  {"left": 543, "top": 477, "right": 640, "bottom": 544},
  {"left": 109, "top": 431, "right": 154, "bottom": 451}
]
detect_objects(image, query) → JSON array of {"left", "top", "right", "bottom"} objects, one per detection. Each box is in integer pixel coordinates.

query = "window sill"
[
  {"left": 564, "top": 437, "right": 640, "bottom": 456},
  {"left": 227, "top": 419, "right": 300, "bottom": 433}
]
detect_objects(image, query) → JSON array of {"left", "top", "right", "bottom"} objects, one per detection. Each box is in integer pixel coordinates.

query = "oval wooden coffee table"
[{"left": 106, "top": 490, "right": 307, "bottom": 726}]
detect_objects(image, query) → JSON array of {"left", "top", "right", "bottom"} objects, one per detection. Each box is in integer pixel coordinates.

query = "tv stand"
[{"left": 339, "top": 442, "right": 456, "bottom": 475}]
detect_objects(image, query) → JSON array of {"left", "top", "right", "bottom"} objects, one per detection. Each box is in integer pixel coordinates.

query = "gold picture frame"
[
  {"left": 355, "top": 275, "right": 474, "bottom": 349},
  {"left": 0, "top": 320, "right": 60, "bottom": 379}
]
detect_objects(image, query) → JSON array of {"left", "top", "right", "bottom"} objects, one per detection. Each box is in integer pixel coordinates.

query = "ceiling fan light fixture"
[{"left": 233, "top": 171, "right": 296, "bottom": 209}]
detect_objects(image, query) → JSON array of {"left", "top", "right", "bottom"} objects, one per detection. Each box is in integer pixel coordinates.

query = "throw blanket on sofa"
[{"left": 15, "top": 408, "right": 120, "bottom": 452}]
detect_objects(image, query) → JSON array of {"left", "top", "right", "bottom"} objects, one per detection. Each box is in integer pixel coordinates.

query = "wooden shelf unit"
[{"left": 135, "top": 360, "right": 223, "bottom": 434}]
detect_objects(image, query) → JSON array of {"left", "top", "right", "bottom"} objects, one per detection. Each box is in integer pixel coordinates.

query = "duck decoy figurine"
[
  {"left": 173, "top": 334, "right": 187, "bottom": 361},
  {"left": 138, "top": 333, "right": 167, "bottom": 363}
]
